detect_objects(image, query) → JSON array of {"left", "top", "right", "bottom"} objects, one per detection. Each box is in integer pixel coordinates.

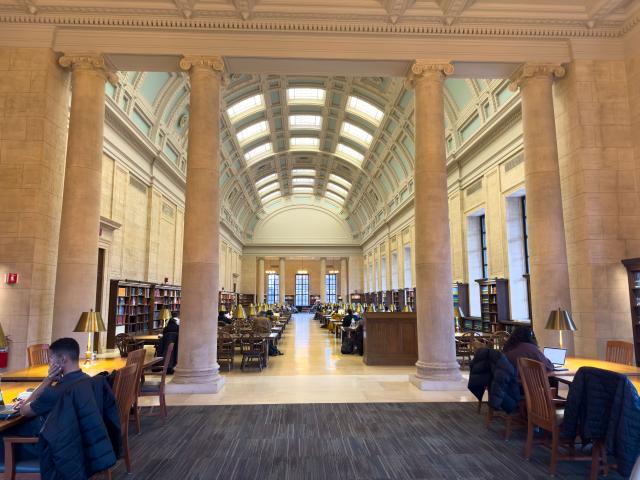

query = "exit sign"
[{"left": 6, "top": 273, "right": 18, "bottom": 284}]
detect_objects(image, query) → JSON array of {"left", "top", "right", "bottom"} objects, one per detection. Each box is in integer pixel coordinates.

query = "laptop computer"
[
  {"left": 543, "top": 347, "right": 568, "bottom": 371},
  {"left": 0, "top": 404, "right": 20, "bottom": 420}
]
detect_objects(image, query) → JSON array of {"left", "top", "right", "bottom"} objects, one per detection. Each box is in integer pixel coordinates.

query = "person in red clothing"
[{"left": 502, "top": 326, "right": 554, "bottom": 373}]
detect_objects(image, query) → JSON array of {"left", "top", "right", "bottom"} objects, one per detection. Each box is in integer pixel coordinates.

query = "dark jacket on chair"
[
  {"left": 39, "top": 375, "right": 121, "bottom": 480},
  {"left": 468, "top": 348, "right": 521, "bottom": 414},
  {"left": 561, "top": 366, "right": 640, "bottom": 476},
  {"left": 158, "top": 331, "right": 179, "bottom": 372}
]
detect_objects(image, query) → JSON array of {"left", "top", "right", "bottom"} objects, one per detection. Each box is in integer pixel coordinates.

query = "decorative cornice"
[
  {"left": 405, "top": 60, "right": 453, "bottom": 87},
  {"left": 58, "top": 53, "right": 118, "bottom": 85},
  {"left": 509, "top": 63, "right": 566, "bottom": 90}
]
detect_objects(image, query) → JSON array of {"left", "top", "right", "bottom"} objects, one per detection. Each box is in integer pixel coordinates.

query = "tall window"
[
  {"left": 325, "top": 274, "right": 337, "bottom": 303},
  {"left": 521, "top": 196, "right": 530, "bottom": 274},
  {"left": 403, "top": 245, "right": 412, "bottom": 287},
  {"left": 369, "top": 264, "right": 374, "bottom": 292},
  {"left": 391, "top": 252, "right": 399, "bottom": 289},
  {"left": 267, "top": 273, "right": 279, "bottom": 304},
  {"left": 295, "top": 274, "right": 309, "bottom": 306},
  {"left": 480, "top": 214, "right": 488, "bottom": 278},
  {"left": 381, "top": 256, "right": 387, "bottom": 291}
]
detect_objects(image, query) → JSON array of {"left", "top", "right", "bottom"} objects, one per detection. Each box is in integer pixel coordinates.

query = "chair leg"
[
  {"left": 524, "top": 420, "right": 534, "bottom": 460},
  {"left": 124, "top": 430, "right": 132, "bottom": 473},
  {"left": 549, "top": 431, "right": 559, "bottom": 476},
  {"left": 133, "top": 402, "right": 141, "bottom": 434},
  {"left": 505, "top": 416, "right": 513, "bottom": 441},
  {"left": 160, "top": 391, "right": 167, "bottom": 422}
]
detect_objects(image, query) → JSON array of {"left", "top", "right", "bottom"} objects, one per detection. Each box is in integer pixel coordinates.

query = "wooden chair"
[
  {"left": 140, "top": 343, "right": 174, "bottom": 423},
  {"left": 490, "top": 331, "right": 510, "bottom": 351},
  {"left": 605, "top": 340, "right": 634, "bottom": 366},
  {"left": 107, "top": 364, "right": 139, "bottom": 478},
  {"left": 115, "top": 333, "right": 144, "bottom": 358},
  {"left": 125, "top": 348, "right": 147, "bottom": 434},
  {"left": 241, "top": 336, "right": 265, "bottom": 371},
  {"left": 2, "top": 436, "right": 42, "bottom": 479},
  {"left": 27, "top": 344, "right": 49, "bottom": 367},
  {"left": 217, "top": 334, "right": 234, "bottom": 372}
]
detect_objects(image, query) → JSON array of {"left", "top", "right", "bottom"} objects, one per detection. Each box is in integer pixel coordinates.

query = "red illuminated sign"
[{"left": 6, "top": 273, "right": 18, "bottom": 284}]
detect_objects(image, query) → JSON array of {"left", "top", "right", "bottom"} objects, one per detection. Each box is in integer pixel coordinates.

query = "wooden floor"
[
  {"left": 143, "top": 313, "right": 477, "bottom": 407},
  {"left": 115, "top": 402, "right": 621, "bottom": 480}
]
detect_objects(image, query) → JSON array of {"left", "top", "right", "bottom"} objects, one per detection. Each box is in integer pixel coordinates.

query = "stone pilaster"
[
  {"left": 510, "top": 63, "right": 573, "bottom": 351},
  {"left": 257, "top": 257, "right": 265, "bottom": 304},
  {"left": 279, "top": 257, "right": 286, "bottom": 305},
  {"left": 340, "top": 258, "right": 348, "bottom": 302},
  {"left": 407, "top": 60, "right": 463, "bottom": 389},
  {"left": 52, "top": 53, "right": 116, "bottom": 343},
  {"left": 320, "top": 257, "right": 327, "bottom": 303},
  {"left": 169, "top": 55, "right": 225, "bottom": 393}
]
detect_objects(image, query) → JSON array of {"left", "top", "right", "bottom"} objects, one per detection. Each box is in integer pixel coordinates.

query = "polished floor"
[{"left": 148, "top": 313, "right": 476, "bottom": 407}]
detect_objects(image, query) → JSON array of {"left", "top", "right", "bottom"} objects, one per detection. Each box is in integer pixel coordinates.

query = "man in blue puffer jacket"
[{"left": 468, "top": 347, "right": 521, "bottom": 413}]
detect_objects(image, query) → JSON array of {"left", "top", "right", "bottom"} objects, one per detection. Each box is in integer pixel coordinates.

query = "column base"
[
  {"left": 410, "top": 360, "right": 466, "bottom": 391},
  {"left": 167, "top": 366, "right": 225, "bottom": 394},
  {"left": 410, "top": 375, "right": 467, "bottom": 391}
]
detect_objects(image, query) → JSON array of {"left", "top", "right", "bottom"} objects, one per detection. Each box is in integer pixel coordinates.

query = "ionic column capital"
[
  {"left": 179, "top": 55, "right": 225, "bottom": 76},
  {"left": 509, "top": 63, "right": 566, "bottom": 91},
  {"left": 59, "top": 53, "right": 118, "bottom": 85},
  {"left": 405, "top": 60, "right": 454, "bottom": 88}
]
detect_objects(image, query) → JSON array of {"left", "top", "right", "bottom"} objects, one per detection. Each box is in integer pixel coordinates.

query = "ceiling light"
[
  {"left": 341, "top": 122, "right": 373, "bottom": 147},
  {"left": 289, "top": 137, "right": 320, "bottom": 151},
  {"left": 292, "top": 169, "right": 316, "bottom": 176},
  {"left": 227, "top": 94, "right": 264, "bottom": 123},
  {"left": 292, "top": 186, "right": 314, "bottom": 194},
  {"left": 255, "top": 173, "right": 277, "bottom": 187},
  {"left": 258, "top": 182, "right": 279, "bottom": 196},
  {"left": 325, "top": 191, "right": 345, "bottom": 204},
  {"left": 329, "top": 174, "right": 352, "bottom": 188},
  {"left": 292, "top": 178, "right": 315, "bottom": 186},
  {"left": 236, "top": 120, "right": 269, "bottom": 145},
  {"left": 289, "top": 115, "right": 322, "bottom": 130},
  {"left": 244, "top": 142, "right": 273, "bottom": 164},
  {"left": 327, "top": 182, "right": 349, "bottom": 197},
  {"left": 346, "top": 96, "right": 384, "bottom": 126},
  {"left": 336, "top": 143, "right": 365, "bottom": 164},
  {"left": 287, "top": 88, "right": 326, "bottom": 105},
  {"left": 261, "top": 191, "right": 281, "bottom": 203}
]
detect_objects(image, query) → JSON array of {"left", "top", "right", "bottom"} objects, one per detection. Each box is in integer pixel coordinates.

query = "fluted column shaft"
[
  {"left": 170, "top": 56, "right": 225, "bottom": 393},
  {"left": 257, "top": 258, "right": 265, "bottom": 304},
  {"left": 409, "top": 60, "right": 463, "bottom": 389},
  {"left": 340, "top": 258, "right": 348, "bottom": 302},
  {"left": 279, "top": 257, "right": 286, "bottom": 305},
  {"left": 52, "top": 54, "right": 115, "bottom": 343},
  {"left": 320, "top": 258, "right": 327, "bottom": 303},
  {"left": 510, "top": 64, "right": 573, "bottom": 350}
]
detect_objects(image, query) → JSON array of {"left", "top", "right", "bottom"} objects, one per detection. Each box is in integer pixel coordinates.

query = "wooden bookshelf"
[
  {"left": 475, "top": 278, "right": 510, "bottom": 333},
  {"left": 219, "top": 291, "right": 236, "bottom": 311},
  {"left": 390, "top": 290, "right": 402, "bottom": 310},
  {"left": 284, "top": 294, "right": 294, "bottom": 305},
  {"left": 237, "top": 293, "right": 255, "bottom": 308},
  {"left": 106, "top": 280, "right": 152, "bottom": 349},
  {"left": 453, "top": 282, "right": 470, "bottom": 332},
  {"left": 349, "top": 293, "right": 362, "bottom": 304},
  {"left": 309, "top": 294, "right": 321, "bottom": 306},
  {"left": 152, "top": 283, "right": 181, "bottom": 330},
  {"left": 405, "top": 288, "right": 416, "bottom": 311},
  {"left": 622, "top": 258, "right": 640, "bottom": 366}
]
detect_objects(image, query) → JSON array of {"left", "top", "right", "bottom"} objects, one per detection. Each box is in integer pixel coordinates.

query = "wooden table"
[
  {"left": 553, "top": 357, "right": 640, "bottom": 380},
  {"left": 131, "top": 334, "right": 161, "bottom": 345},
  {"left": 0, "top": 382, "right": 40, "bottom": 431},
  {"left": 1, "top": 354, "right": 163, "bottom": 382}
]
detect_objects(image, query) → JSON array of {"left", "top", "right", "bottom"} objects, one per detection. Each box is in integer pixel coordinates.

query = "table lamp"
[
  {"left": 233, "top": 304, "right": 247, "bottom": 320},
  {"left": 247, "top": 304, "right": 256, "bottom": 317},
  {"left": 355, "top": 304, "right": 362, "bottom": 314},
  {"left": 73, "top": 309, "right": 106, "bottom": 360},
  {"left": 366, "top": 303, "right": 376, "bottom": 312},
  {"left": 389, "top": 303, "right": 396, "bottom": 312},
  {"left": 159, "top": 308, "right": 172, "bottom": 328},
  {"left": 402, "top": 304, "right": 412, "bottom": 312},
  {"left": 219, "top": 304, "right": 227, "bottom": 313},
  {"left": 544, "top": 307, "right": 576, "bottom": 349}
]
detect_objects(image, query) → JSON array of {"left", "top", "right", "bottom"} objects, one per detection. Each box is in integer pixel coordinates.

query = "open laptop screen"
[{"left": 543, "top": 347, "right": 567, "bottom": 366}]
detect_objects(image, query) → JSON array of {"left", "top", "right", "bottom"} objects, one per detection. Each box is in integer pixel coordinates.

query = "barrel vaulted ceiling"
[{"left": 107, "top": 71, "right": 516, "bottom": 242}]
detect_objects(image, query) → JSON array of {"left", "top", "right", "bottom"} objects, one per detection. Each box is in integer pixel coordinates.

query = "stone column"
[
  {"left": 340, "top": 258, "right": 348, "bottom": 302},
  {"left": 279, "top": 257, "right": 286, "bottom": 305},
  {"left": 408, "top": 60, "right": 463, "bottom": 389},
  {"left": 52, "top": 54, "right": 116, "bottom": 343},
  {"left": 397, "top": 239, "right": 405, "bottom": 290},
  {"left": 320, "top": 257, "right": 327, "bottom": 303},
  {"left": 257, "top": 258, "right": 265, "bottom": 304},
  {"left": 170, "top": 56, "right": 225, "bottom": 393},
  {"left": 510, "top": 64, "right": 573, "bottom": 351}
]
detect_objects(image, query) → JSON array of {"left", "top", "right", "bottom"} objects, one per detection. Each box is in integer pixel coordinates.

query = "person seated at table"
[
  {"left": 218, "top": 310, "right": 232, "bottom": 325},
  {"left": 254, "top": 314, "right": 272, "bottom": 334},
  {"left": 342, "top": 309, "right": 356, "bottom": 328},
  {"left": 7, "top": 338, "right": 120, "bottom": 472},
  {"left": 502, "top": 326, "right": 554, "bottom": 373},
  {"left": 158, "top": 316, "right": 179, "bottom": 373}
]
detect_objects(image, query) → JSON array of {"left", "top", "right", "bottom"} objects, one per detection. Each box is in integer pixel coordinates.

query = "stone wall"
[{"left": 0, "top": 48, "right": 70, "bottom": 368}]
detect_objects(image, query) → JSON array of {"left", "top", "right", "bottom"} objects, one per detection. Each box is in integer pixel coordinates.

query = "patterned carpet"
[{"left": 111, "top": 402, "right": 624, "bottom": 480}]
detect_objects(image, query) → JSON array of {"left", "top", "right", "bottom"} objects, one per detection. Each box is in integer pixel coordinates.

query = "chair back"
[
  {"left": 518, "top": 358, "right": 556, "bottom": 431},
  {"left": 113, "top": 364, "right": 139, "bottom": 430},
  {"left": 27, "top": 343, "right": 49, "bottom": 366},
  {"left": 125, "top": 348, "right": 147, "bottom": 395},
  {"left": 490, "top": 331, "right": 510, "bottom": 350},
  {"left": 115, "top": 333, "right": 136, "bottom": 357},
  {"left": 605, "top": 340, "right": 634, "bottom": 366},
  {"left": 159, "top": 343, "right": 175, "bottom": 386}
]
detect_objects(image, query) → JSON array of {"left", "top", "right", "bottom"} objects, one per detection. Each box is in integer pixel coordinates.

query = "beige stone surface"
[{"left": 0, "top": 48, "right": 69, "bottom": 367}]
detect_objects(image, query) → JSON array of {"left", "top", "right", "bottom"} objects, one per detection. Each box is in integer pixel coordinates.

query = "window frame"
[
  {"left": 267, "top": 272, "right": 279, "bottom": 305},
  {"left": 325, "top": 273, "right": 337, "bottom": 303},
  {"left": 295, "top": 274, "right": 309, "bottom": 306},
  {"left": 480, "top": 214, "right": 488, "bottom": 279}
]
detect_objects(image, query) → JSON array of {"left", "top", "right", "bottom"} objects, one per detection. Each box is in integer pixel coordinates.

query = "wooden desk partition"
[{"left": 363, "top": 312, "right": 418, "bottom": 366}]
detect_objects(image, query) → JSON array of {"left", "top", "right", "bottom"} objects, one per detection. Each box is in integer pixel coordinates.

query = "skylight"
[
  {"left": 227, "top": 94, "right": 264, "bottom": 123},
  {"left": 292, "top": 178, "right": 315, "bottom": 186},
  {"left": 341, "top": 122, "right": 373, "bottom": 147},
  {"left": 289, "top": 137, "right": 320, "bottom": 151},
  {"left": 292, "top": 186, "right": 314, "bottom": 194},
  {"left": 257, "top": 182, "right": 279, "bottom": 196},
  {"left": 336, "top": 143, "right": 365, "bottom": 164},
  {"left": 289, "top": 115, "right": 322, "bottom": 130},
  {"left": 292, "top": 169, "right": 316, "bottom": 176},
  {"left": 255, "top": 173, "right": 277, "bottom": 187},
  {"left": 261, "top": 191, "right": 281, "bottom": 203},
  {"left": 244, "top": 142, "right": 273, "bottom": 164},
  {"left": 346, "top": 96, "right": 384, "bottom": 126},
  {"left": 236, "top": 120, "right": 269, "bottom": 145},
  {"left": 325, "top": 191, "right": 345, "bottom": 204},
  {"left": 287, "top": 88, "right": 326, "bottom": 105},
  {"left": 329, "top": 174, "right": 352, "bottom": 188},
  {"left": 327, "top": 182, "right": 349, "bottom": 197}
]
